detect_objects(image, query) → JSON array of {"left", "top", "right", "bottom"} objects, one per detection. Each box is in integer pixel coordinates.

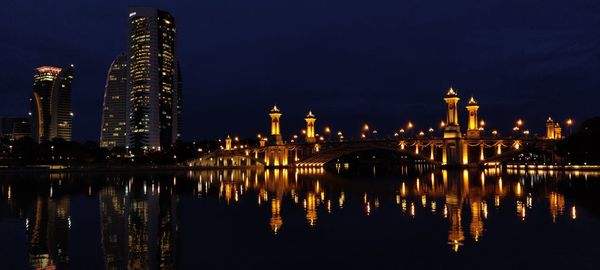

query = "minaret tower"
[
  {"left": 269, "top": 105, "right": 283, "bottom": 145},
  {"left": 465, "top": 97, "right": 480, "bottom": 139},
  {"left": 305, "top": 111, "right": 316, "bottom": 143},
  {"left": 225, "top": 135, "right": 232, "bottom": 150},
  {"left": 546, "top": 117, "right": 555, "bottom": 139},
  {"left": 443, "top": 87, "right": 461, "bottom": 138}
]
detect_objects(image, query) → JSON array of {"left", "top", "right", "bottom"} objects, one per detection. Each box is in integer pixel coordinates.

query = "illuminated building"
[
  {"left": 225, "top": 135, "right": 232, "bottom": 150},
  {"left": 30, "top": 65, "right": 74, "bottom": 143},
  {"left": 546, "top": 117, "right": 562, "bottom": 140},
  {"left": 127, "top": 7, "right": 182, "bottom": 149},
  {"left": 100, "top": 53, "right": 128, "bottom": 148},
  {"left": 0, "top": 117, "right": 30, "bottom": 139},
  {"left": 465, "top": 97, "right": 480, "bottom": 139},
  {"left": 269, "top": 105, "right": 283, "bottom": 145},
  {"left": 443, "top": 87, "right": 461, "bottom": 139},
  {"left": 304, "top": 111, "right": 316, "bottom": 143},
  {"left": 442, "top": 87, "right": 462, "bottom": 166}
]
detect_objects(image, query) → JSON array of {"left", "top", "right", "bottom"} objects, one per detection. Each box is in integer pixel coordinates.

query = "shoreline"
[{"left": 1, "top": 163, "right": 600, "bottom": 174}]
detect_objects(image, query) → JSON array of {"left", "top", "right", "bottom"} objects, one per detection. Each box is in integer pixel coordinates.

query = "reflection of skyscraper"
[
  {"left": 28, "top": 196, "right": 70, "bottom": 269},
  {"left": 99, "top": 185, "right": 128, "bottom": 269},
  {"left": 127, "top": 7, "right": 182, "bottom": 149},
  {"left": 100, "top": 53, "right": 129, "bottom": 148},
  {"left": 124, "top": 179, "right": 177, "bottom": 269},
  {"left": 30, "top": 66, "right": 74, "bottom": 143}
]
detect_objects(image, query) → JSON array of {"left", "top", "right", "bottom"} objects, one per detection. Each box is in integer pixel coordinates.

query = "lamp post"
[{"left": 566, "top": 118, "right": 574, "bottom": 135}]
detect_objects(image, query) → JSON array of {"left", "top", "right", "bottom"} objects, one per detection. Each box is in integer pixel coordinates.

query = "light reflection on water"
[{"left": 0, "top": 168, "right": 599, "bottom": 269}]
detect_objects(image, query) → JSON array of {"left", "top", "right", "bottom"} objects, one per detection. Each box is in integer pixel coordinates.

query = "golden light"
[
  {"left": 440, "top": 121, "right": 446, "bottom": 128},
  {"left": 480, "top": 120, "right": 485, "bottom": 127},
  {"left": 566, "top": 118, "right": 573, "bottom": 126},
  {"left": 234, "top": 136, "right": 239, "bottom": 142},
  {"left": 301, "top": 129, "right": 306, "bottom": 135},
  {"left": 516, "top": 119, "right": 523, "bottom": 127},
  {"left": 363, "top": 124, "right": 369, "bottom": 131},
  {"left": 418, "top": 131, "right": 425, "bottom": 136},
  {"left": 399, "top": 128, "right": 405, "bottom": 134},
  {"left": 428, "top": 127, "right": 434, "bottom": 133},
  {"left": 407, "top": 121, "right": 413, "bottom": 129},
  {"left": 257, "top": 134, "right": 262, "bottom": 139},
  {"left": 492, "top": 130, "right": 498, "bottom": 135},
  {"left": 361, "top": 133, "right": 366, "bottom": 139},
  {"left": 324, "top": 127, "right": 331, "bottom": 134}
]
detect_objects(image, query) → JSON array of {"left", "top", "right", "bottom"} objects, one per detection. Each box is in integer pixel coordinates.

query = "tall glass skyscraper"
[
  {"left": 100, "top": 53, "right": 128, "bottom": 148},
  {"left": 30, "top": 65, "right": 74, "bottom": 143},
  {"left": 127, "top": 7, "right": 182, "bottom": 150}
]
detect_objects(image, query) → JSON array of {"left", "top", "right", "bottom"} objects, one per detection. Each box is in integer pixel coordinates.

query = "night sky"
[{"left": 1, "top": 0, "right": 599, "bottom": 142}]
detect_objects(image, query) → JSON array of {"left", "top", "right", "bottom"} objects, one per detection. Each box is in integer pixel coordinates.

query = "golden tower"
[
  {"left": 269, "top": 105, "right": 283, "bottom": 145},
  {"left": 305, "top": 111, "right": 316, "bottom": 143},
  {"left": 465, "top": 97, "right": 480, "bottom": 139},
  {"left": 546, "top": 117, "right": 556, "bottom": 139},
  {"left": 443, "top": 87, "right": 461, "bottom": 138},
  {"left": 225, "top": 135, "right": 232, "bottom": 150}
]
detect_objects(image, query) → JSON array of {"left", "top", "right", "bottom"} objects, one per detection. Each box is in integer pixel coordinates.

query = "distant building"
[
  {"left": 0, "top": 117, "right": 30, "bottom": 139},
  {"left": 100, "top": 53, "right": 128, "bottom": 148},
  {"left": 127, "top": 7, "right": 182, "bottom": 149},
  {"left": 30, "top": 65, "right": 74, "bottom": 143}
]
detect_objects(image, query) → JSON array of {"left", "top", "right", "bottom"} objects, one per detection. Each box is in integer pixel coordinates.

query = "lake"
[{"left": 1, "top": 167, "right": 599, "bottom": 269}]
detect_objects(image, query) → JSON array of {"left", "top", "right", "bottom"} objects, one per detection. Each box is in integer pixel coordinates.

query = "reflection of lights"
[{"left": 571, "top": 206, "right": 577, "bottom": 220}]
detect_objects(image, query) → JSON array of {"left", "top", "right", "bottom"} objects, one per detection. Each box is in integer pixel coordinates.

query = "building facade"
[
  {"left": 30, "top": 65, "right": 74, "bottom": 143},
  {"left": 100, "top": 53, "right": 129, "bottom": 148},
  {"left": 0, "top": 117, "right": 30, "bottom": 140},
  {"left": 127, "top": 7, "right": 182, "bottom": 149}
]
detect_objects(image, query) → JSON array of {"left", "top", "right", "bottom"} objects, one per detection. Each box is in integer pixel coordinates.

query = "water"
[{"left": 1, "top": 168, "right": 599, "bottom": 269}]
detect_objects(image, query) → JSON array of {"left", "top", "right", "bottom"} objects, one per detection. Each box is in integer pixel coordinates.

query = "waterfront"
[{"left": 1, "top": 167, "right": 599, "bottom": 269}]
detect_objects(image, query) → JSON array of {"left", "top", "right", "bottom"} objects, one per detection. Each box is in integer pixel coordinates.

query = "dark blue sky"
[{"left": 1, "top": 0, "right": 599, "bottom": 142}]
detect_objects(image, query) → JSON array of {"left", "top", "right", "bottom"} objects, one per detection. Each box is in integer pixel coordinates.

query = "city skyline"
[{"left": 0, "top": 1, "right": 599, "bottom": 142}]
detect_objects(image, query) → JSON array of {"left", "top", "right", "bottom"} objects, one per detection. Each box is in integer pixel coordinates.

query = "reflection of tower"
[
  {"left": 549, "top": 192, "right": 565, "bottom": 223},
  {"left": 269, "top": 105, "right": 283, "bottom": 145},
  {"left": 445, "top": 171, "right": 464, "bottom": 252},
  {"left": 465, "top": 97, "right": 480, "bottom": 139},
  {"left": 305, "top": 193, "right": 317, "bottom": 226},
  {"left": 470, "top": 201, "right": 483, "bottom": 242},
  {"left": 269, "top": 198, "right": 283, "bottom": 234},
  {"left": 305, "top": 111, "right": 316, "bottom": 143},
  {"left": 99, "top": 185, "right": 128, "bottom": 270},
  {"left": 28, "top": 195, "right": 70, "bottom": 270}
]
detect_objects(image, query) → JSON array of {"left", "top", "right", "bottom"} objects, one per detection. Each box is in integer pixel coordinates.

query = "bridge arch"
[
  {"left": 296, "top": 142, "right": 440, "bottom": 167},
  {"left": 186, "top": 151, "right": 266, "bottom": 168}
]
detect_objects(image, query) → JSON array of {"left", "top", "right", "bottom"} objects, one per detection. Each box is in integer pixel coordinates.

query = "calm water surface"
[{"left": 1, "top": 167, "right": 600, "bottom": 269}]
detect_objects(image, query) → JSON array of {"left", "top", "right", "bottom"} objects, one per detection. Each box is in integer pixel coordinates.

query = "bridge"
[{"left": 186, "top": 88, "right": 563, "bottom": 169}]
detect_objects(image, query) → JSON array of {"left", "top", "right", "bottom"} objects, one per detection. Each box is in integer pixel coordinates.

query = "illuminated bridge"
[{"left": 186, "top": 88, "right": 563, "bottom": 169}]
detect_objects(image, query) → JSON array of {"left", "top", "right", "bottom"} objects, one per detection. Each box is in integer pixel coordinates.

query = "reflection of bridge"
[{"left": 186, "top": 88, "right": 562, "bottom": 168}]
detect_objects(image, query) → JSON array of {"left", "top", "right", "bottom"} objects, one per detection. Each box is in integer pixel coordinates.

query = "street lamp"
[{"left": 566, "top": 118, "right": 574, "bottom": 135}]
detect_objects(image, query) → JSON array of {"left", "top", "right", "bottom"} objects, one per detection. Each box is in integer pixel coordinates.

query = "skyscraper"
[
  {"left": 100, "top": 53, "right": 128, "bottom": 148},
  {"left": 30, "top": 65, "right": 74, "bottom": 143},
  {"left": 127, "top": 7, "right": 182, "bottom": 149}
]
